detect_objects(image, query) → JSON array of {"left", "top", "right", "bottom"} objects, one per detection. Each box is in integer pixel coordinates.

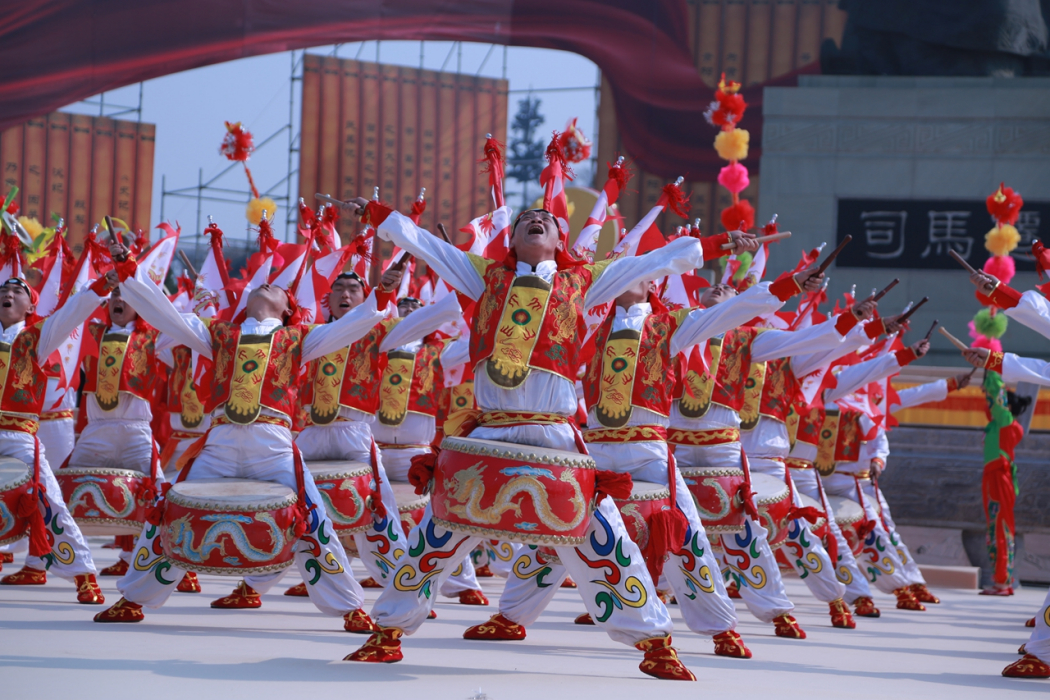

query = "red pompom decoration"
[
  {"left": 983, "top": 254, "right": 1016, "bottom": 285},
  {"left": 986, "top": 183, "right": 1023, "bottom": 226},
  {"left": 220, "top": 121, "right": 255, "bottom": 162},
  {"left": 704, "top": 74, "right": 747, "bottom": 130},
  {"left": 717, "top": 162, "right": 750, "bottom": 195},
  {"left": 556, "top": 118, "right": 592, "bottom": 164},
  {"left": 720, "top": 200, "right": 755, "bottom": 232}
]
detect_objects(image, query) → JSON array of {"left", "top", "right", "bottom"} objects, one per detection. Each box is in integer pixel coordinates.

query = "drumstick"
[
  {"left": 923, "top": 319, "right": 938, "bottom": 341},
  {"left": 938, "top": 326, "right": 970, "bottom": 352},
  {"left": 812, "top": 235, "right": 852, "bottom": 276},
  {"left": 104, "top": 215, "right": 128, "bottom": 262},
  {"left": 436, "top": 223, "right": 453, "bottom": 244},
  {"left": 897, "top": 296, "right": 928, "bottom": 323},
  {"left": 872, "top": 278, "right": 899, "bottom": 302},
  {"left": 720, "top": 231, "right": 792, "bottom": 250},
  {"left": 315, "top": 193, "right": 344, "bottom": 208},
  {"left": 177, "top": 250, "right": 198, "bottom": 280},
  {"left": 948, "top": 249, "right": 978, "bottom": 275},
  {"left": 391, "top": 252, "right": 413, "bottom": 271}
]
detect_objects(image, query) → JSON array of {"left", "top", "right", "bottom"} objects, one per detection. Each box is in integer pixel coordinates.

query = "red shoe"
[
  {"left": 474, "top": 565, "right": 494, "bottom": 578},
  {"left": 1, "top": 566, "right": 46, "bottom": 585},
  {"left": 910, "top": 583, "right": 939, "bottom": 604},
  {"left": 1020, "top": 644, "right": 1028, "bottom": 655},
  {"left": 829, "top": 599, "right": 856, "bottom": 629},
  {"left": 458, "top": 589, "right": 489, "bottom": 606},
  {"left": 463, "top": 613, "right": 526, "bottom": 640},
  {"left": 101, "top": 538, "right": 122, "bottom": 549},
  {"left": 561, "top": 577, "right": 577, "bottom": 589},
  {"left": 344, "top": 608, "right": 376, "bottom": 634},
  {"left": 575, "top": 612, "right": 595, "bottom": 625},
  {"left": 0, "top": 552, "right": 13, "bottom": 563},
  {"left": 773, "top": 614, "right": 807, "bottom": 639},
  {"left": 635, "top": 635, "right": 696, "bottom": 681},
  {"left": 93, "top": 597, "right": 144, "bottom": 623},
  {"left": 1026, "top": 617, "right": 1037, "bottom": 628},
  {"left": 712, "top": 630, "right": 752, "bottom": 659},
  {"left": 75, "top": 574, "right": 105, "bottom": 604},
  {"left": 980, "top": 586, "right": 1014, "bottom": 596},
  {"left": 853, "top": 596, "right": 881, "bottom": 618},
  {"left": 726, "top": 581, "right": 742, "bottom": 599},
  {"left": 210, "top": 581, "right": 261, "bottom": 609},
  {"left": 894, "top": 587, "right": 926, "bottom": 611},
  {"left": 1003, "top": 654, "right": 1050, "bottom": 678},
  {"left": 284, "top": 582, "right": 309, "bottom": 597},
  {"left": 99, "top": 559, "right": 129, "bottom": 577},
  {"left": 344, "top": 626, "right": 403, "bottom": 663},
  {"left": 176, "top": 572, "right": 201, "bottom": 593},
  {"left": 359, "top": 577, "right": 382, "bottom": 589},
  {"left": 428, "top": 609, "right": 437, "bottom": 619}
]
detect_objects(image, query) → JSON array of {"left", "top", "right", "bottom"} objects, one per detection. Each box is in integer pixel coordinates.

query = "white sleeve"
[
  {"left": 302, "top": 293, "right": 383, "bottom": 363},
  {"left": 379, "top": 293, "right": 462, "bottom": 353},
  {"left": 38, "top": 288, "right": 106, "bottom": 359},
  {"left": 1001, "top": 353, "right": 1050, "bottom": 387},
  {"left": 376, "top": 211, "right": 485, "bottom": 300},
  {"left": 157, "top": 346, "right": 174, "bottom": 368},
  {"left": 752, "top": 316, "right": 846, "bottom": 363},
  {"left": 1005, "top": 290, "right": 1050, "bottom": 341},
  {"left": 825, "top": 354, "right": 902, "bottom": 403},
  {"left": 118, "top": 267, "right": 213, "bottom": 359},
  {"left": 584, "top": 237, "right": 704, "bottom": 311},
  {"left": 440, "top": 337, "right": 470, "bottom": 370},
  {"left": 894, "top": 379, "right": 948, "bottom": 410},
  {"left": 669, "top": 282, "right": 785, "bottom": 357}
]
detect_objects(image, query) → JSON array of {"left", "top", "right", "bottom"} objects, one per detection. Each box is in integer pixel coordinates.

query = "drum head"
[
  {"left": 798, "top": 493, "right": 822, "bottom": 511},
  {"left": 391, "top": 482, "right": 429, "bottom": 508},
  {"left": 0, "top": 457, "right": 29, "bottom": 490},
  {"left": 169, "top": 478, "right": 296, "bottom": 507},
  {"left": 750, "top": 472, "right": 789, "bottom": 501},
  {"left": 306, "top": 461, "right": 371, "bottom": 479},
  {"left": 440, "top": 435, "right": 596, "bottom": 470},
  {"left": 828, "top": 495, "right": 864, "bottom": 523},
  {"left": 629, "top": 480, "right": 671, "bottom": 501}
]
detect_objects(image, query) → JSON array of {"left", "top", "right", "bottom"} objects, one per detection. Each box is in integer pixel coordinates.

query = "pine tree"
[{"left": 506, "top": 96, "right": 546, "bottom": 209}]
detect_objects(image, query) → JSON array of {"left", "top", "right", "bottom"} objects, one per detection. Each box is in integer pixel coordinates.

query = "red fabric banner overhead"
[{"left": 0, "top": 0, "right": 814, "bottom": 179}]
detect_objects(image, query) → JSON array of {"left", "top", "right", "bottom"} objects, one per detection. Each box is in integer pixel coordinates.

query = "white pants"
[
  {"left": 369, "top": 423, "right": 674, "bottom": 646},
  {"left": 1025, "top": 591, "right": 1050, "bottom": 663},
  {"left": 475, "top": 541, "right": 517, "bottom": 577},
  {"left": 872, "top": 483, "right": 925, "bottom": 586},
  {"left": 38, "top": 418, "right": 75, "bottom": 469},
  {"left": 0, "top": 430, "right": 95, "bottom": 577},
  {"left": 822, "top": 473, "right": 911, "bottom": 593},
  {"left": 118, "top": 422, "right": 362, "bottom": 617},
  {"left": 674, "top": 441, "right": 794, "bottom": 623},
  {"left": 788, "top": 467, "right": 873, "bottom": 603}
]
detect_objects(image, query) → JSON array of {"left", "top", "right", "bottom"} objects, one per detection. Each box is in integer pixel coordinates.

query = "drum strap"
[
  {"left": 851, "top": 474, "right": 878, "bottom": 541},
  {"left": 781, "top": 460, "right": 822, "bottom": 525},
  {"left": 157, "top": 431, "right": 203, "bottom": 471},
  {"left": 813, "top": 472, "right": 838, "bottom": 566},
  {"left": 738, "top": 448, "right": 761, "bottom": 522},
  {"left": 367, "top": 438, "right": 388, "bottom": 520},
  {"left": 666, "top": 428, "right": 740, "bottom": 446},
  {"left": 583, "top": 426, "right": 667, "bottom": 443},
  {"left": 870, "top": 473, "right": 892, "bottom": 535},
  {"left": 291, "top": 443, "right": 314, "bottom": 539},
  {"left": 39, "top": 410, "right": 74, "bottom": 422},
  {"left": 16, "top": 436, "right": 50, "bottom": 557}
]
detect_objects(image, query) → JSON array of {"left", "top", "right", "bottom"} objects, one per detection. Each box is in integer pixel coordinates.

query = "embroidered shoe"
[
  {"left": 474, "top": 565, "right": 494, "bottom": 578},
  {"left": 829, "top": 599, "right": 856, "bottom": 629},
  {"left": 852, "top": 596, "right": 881, "bottom": 618},
  {"left": 1026, "top": 617, "right": 1037, "bottom": 628},
  {"left": 210, "top": 581, "right": 261, "bottom": 609},
  {"left": 458, "top": 589, "right": 489, "bottom": 606},
  {"left": 726, "top": 581, "right": 742, "bottom": 599},
  {"left": 910, "top": 583, "right": 939, "bottom": 604},
  {"left": 1, "top": 566, "right": 46, "bottom": 585},
  {"left": 344, "top": 626, "right": 403, "bottom": 663},
  {"left": 75, "top": 574, "right": 105, "bottom": 604},
  {"left": 1002, "top": 654, "right": 1050, "bottom": 678},
  {"left": 712, "top": 630, "right": 752, "bottom": 659},
  {"left": 1020, "top": 644, "right": 1028, "bottom": 655},
  {"left": 635, "top": 635, "right": 696, "bottom": 681},
  {"left": 0, "top": 552, "right": 13, "bottom": 563},
  {"left": 463, "top": 613, "right": 526, "bottom": 640},
  {"left": 99, "top": 559, "right": 129, "bottom": 577},
  {"left": 561, "top": 577, "right": 577, "bottom": 589},
  {"left": 176, "top": 572, "right": 201, "bottom": 593},
  {"left": 575, "top": 612, "right": 595, "bottom": 625},
  {"left": 93, "top": 597, "right": 144, "bottom": 623},
  {"left": 284, "top": 582, "right": 309, "bottom": 597},
  {"left": 428, "top": 609, "right": 438, "bottom": 619},
  {"left": 344, "top": 608, "right": 376, "bottom": 634},
  {"left": 359, "top": 577, "right": 383, "bottom": 589},
  {"left": 893, "top": 587, "right": 926, "bottom": 611},
  {"left": 773, "top": 614, "right": 807, "bottom": 639}
]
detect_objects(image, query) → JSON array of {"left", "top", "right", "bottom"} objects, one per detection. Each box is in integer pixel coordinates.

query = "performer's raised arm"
[
  {"left": 379, "top": 291, "right": 462, "bottom": 353},
  {"left": 964, "top": 347, "right": 1050, "bottom": 387},
  {"left": 823, "top": 338, "right": 930, "bottom": 403},
  {"left": 37, "top": 277, "right": 111, "bottom": 359},
  {"left": 969, "top": 268, "right": 1050, "bottom": 341},
  {"left": 303, "top": 292, "right": 383, "bottom": 362}
]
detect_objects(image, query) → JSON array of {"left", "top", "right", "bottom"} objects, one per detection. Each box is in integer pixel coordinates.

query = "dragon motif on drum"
[
  {"left": 442, "top": 462, "right": 587, "bottom": 533},
  {"left": 689, "top": 478, "right": 732, "bottom": 522},
  {"left": 165, "top": 512, "right": 290, "bottom": 564},
  {"left": 66, "top": 475, "right": 138, "bottom": 519},
  {"left": 316, "top": 481, "right": 366, "bottom": 527},
  {"left": 618, "top": 503, "right": 650, "bottom": 552}
]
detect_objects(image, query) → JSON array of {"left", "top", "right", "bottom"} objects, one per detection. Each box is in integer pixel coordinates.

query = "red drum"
[
  {"left": 799, "top": 493, "right": 829, "bottom": 541},
  {"left": 614, "top": 481, "right": 673, "bottom": 552},
  {"left": 161, "top": 478, "right": 300, "bottom": 576},
  {"left": 680, "top": 466, "right": 745, "bottom": 534},
  {"left": 432, "top": 436, "right": 598, "bottom": 546},
  {"left": 0, "top": 457, "right": 31, "bottom": 546},
  {"left": 392, "top": 482, "right": 429, "bottom": 536},
  {"left": 56, "top": 467, "right": 152, "bottom": 535},
  {"left": 309, "top": 461, "right": 374, "bottom": 536},
  {"left": 829, "top": 496, "right": 866, "bottom": 556},
  {"left": 752, "top": 472, "right": 792, "bottom": 548}
]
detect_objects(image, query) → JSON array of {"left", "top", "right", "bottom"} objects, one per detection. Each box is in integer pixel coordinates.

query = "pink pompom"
[
  {"left": 983, "top": 254, "right": 1016, "bottom": 285},
  {"left": 967, "top": 320, "right": 1003, "bottom": 353},
  {"left": 717, "top": 162, "right": 750, "bottom": 195}
]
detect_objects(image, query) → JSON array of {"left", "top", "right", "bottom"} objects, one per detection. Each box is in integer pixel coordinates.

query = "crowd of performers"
[{"left": 0, "top": 145, "right": 1049, "bottom": 682}]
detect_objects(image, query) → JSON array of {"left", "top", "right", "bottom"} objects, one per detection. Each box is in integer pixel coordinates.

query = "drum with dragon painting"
[
  {"left": 752, "top": 472, "right": 792, "bottom": 548},
  {"left": 680, "top": 465, "right": 746, "bottom": 534},
  {"left": 160, "top": 478, "right": 300, "bottom": 575},
  {"left": 614, "top": 481, "right": 673, "bottom": 553},
  {"left": 829, "top": 495, "right": 867, "bottom": 556},
  {"left": 0, "top": 457, "right": 32, "bottom": 546},
  {"left": 308, "top": 461, "right": 374, "bottom": 550},
  {"left": 432, "top": 436, "right": 598, "bottom": 545},
  {"left": 55, "top": 467, "right": 152, "bottom": 535},
  {"left": 392, "top": 482, "right": 429, "bottom": 536}
]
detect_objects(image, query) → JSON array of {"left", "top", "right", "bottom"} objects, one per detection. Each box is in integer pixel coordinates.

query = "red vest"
[
  {"left": 583, "top": 309, "right": 687, "bottom": 427},
  {"left": 82, "top": 323, "right": 159, "bottom": 410},
  {"left": 470, "top": 256, "right": 600, "bottom": 387},
  {"left": 205, "top": 321, "right": 302, "bottom": 424},
  {"left": 378, "top": 335, "right": 447, "bottom": 425},
  {"left": 674, "top": 328, "right": 759, "bottom": 419},
  {"left": 0, "top": 322, "right": 48, "bottom": 419},
  {"left": 753, "top": 357, "right": 803, "bottom": 426},
  {"left": 304, "top": 319, "right": 393, "bottom": 425},
  {"left": 167, "top": 346, "right": 205, "bottom": 429}
]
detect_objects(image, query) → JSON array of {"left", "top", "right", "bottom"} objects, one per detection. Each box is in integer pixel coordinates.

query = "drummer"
[
  {"left": 93, "top": 241, "right": 384, "bottom": 627},
  {"left": 0, "top": 274, "right": 118, "bottom": 603},
  {"left": 340, "top": 198, "right": 749, "bottom": 680}
]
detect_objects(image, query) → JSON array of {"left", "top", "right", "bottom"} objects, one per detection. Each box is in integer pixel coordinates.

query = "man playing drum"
[
  {"left": 92, "top": 243, "right": 384, "bottom": 627},
  {"left": 0, "top": 274, "right": 118, "bottom": 602},
  {"left": 339, "top": 197, "right": 746, "bottom": 680}
]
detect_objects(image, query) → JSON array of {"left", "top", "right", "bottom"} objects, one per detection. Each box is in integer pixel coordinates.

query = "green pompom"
[
  {"left": 732, "top": 251, "right": 753, "bottom": 283},
  {"left": 973, "top": 308, "right": 1008, "bottom": 339}
]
